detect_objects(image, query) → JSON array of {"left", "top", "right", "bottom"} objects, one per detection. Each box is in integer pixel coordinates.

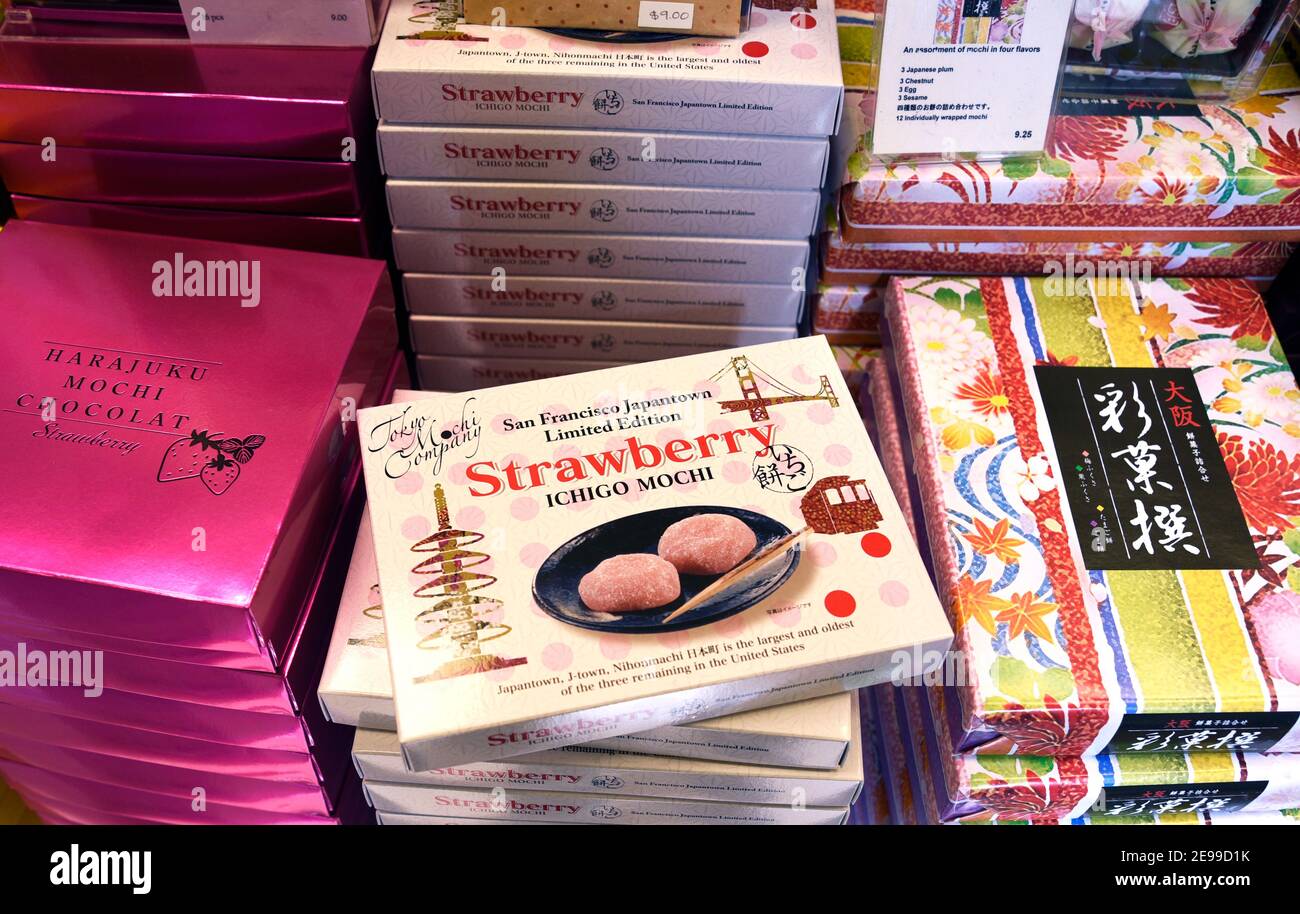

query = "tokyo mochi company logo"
[
  {"left": 410, "top": 483, "right": 527, "bottom": 683},
  {"left": 156, "top": 429, "right": 266, "bottom": 495}
]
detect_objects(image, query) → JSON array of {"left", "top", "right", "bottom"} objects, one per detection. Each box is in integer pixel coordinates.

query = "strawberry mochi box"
[
  {"left": 358, "top": 336, "right": 952, "bottom": 770},
  {"left": 0, "top": 222, "right": 396, "bottom": 672}
]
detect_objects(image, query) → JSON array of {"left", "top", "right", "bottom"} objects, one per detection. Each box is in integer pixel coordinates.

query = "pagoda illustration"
[{"left": 410, "top": 484, "right": 527, "bottom": 683}]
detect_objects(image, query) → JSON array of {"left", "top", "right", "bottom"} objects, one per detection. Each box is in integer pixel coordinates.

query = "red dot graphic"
[
  {"left": 861, "top": 532, "right": 892, "bottom": 558},
  {"left": 825, "top": 590, "right": 856, "bottom": 618},
  {"left": 742, "top": 41, "right": 770, "bottom": 58},
  {"left": 791, "top": 12, "right": 815, "bottom": 29}
]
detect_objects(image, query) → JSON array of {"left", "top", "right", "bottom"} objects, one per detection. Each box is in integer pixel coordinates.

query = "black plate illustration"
[{"left": 533, "top": 506, "right": 800, "bottom": 634}]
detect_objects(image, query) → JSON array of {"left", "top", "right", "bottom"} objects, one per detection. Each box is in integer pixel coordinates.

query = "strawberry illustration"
[
  {"left": 200, "top": 453, "right": 240, "bottom": 496},
  {"left": 157, "top": 430, "right": 224, "bottom": 483}
]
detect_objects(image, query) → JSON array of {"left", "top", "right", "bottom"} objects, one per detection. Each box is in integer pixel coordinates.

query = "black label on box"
[
  {"left": 1095, "top": 781, "right": 1268, "bottom": 818},
  {"left": 1035, "top": 367, "right": 1256, "bottom": 571},
  {"left": 962, "top": 0, "right": 1002, "bottom": 16},
  {"left": 1104, "top": 712, "right": 1300, "bottom": 754}
]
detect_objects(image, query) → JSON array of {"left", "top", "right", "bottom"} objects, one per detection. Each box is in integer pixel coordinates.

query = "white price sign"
[{"left": 871, "top": 1, "right": 1072, "bottom": 157}]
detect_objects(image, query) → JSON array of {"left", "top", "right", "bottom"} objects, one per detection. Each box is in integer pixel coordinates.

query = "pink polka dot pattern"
[
  {"left": 449, "top": 462, "right": 469, "bottom": 485},
  {"left": 456, "top": 506, "right": 485, "bottom": 531},
  {"left": 511, "top": 497, "right": 539, "bottom": 521},
  {"left": 655, "top": 426, "right": 685, "bottom": 447},
  {"left": 807, "top": 402, "right": 835, "bottom": 425},
  {"left": 500, "top": 33, "right": 526, "bottom": 49},
  {"left": 716, "top": 614, "right": 748, "bottom": 638},
  {"left": 791, "top": 364, "right": 813, "bottom": 385},
  {"left": 659, "top": 630, "right": 689, "bottom": 650},
  {"left": 599, "top": 636, "right": 631, "bottom": 660},
  {"left": 723, "top": 460, "right": 750, "bottom": 485},
  {"left": 809, "top": 541, "right": 838, "bottom": 567},
  {"left": 772, "top": 606, "right": 802, "bottom": 628},
  {"left": 708, "top": 419, "right": 734, "bottom": 436},
  {"left": 824, "top": 443, "right": 852, "bottom": 466},
  {"left": 487, "top": 667, "right": 516, "bottom": 683},
  {"left": 519, "top": 542, "right": 551, "bottom": 569},
  {"left": 402, "top": 515, "right": 431, "bottom": 541},
  {"left": 694, "top": 380, "right": 722, "bottom": 398},
  {"left": 491, "top": 414, "right": 517, "bottom": 434},
  {"left": 750, "top": 9, "right": 767, "bottom": 26},
  {"left": 394, "top": 471, "right": 423, "bottom": 495},
  {"left": 620, "top": 485, "right": 644, "bottom": 503},
  {"left": 791, "top": 42, "right": 818, "bottom": 60},
  {"left": 879, "top": 580, "right": 910, "bottom": 608},
  {"left": 542, "top": 643, "right": 573, "bottom": 671}
]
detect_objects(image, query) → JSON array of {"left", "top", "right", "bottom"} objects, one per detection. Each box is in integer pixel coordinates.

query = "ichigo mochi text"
[{"left": 368, "top": 390, "right": 782, "bottom": 509}]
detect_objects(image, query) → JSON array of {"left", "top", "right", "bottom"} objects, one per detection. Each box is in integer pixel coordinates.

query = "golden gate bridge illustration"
[
  {"left": 710, "top": 355, "right": 839, "bottom": 422},
  {"left": 410, "top": 484, "right": 526, "bottom": 683}
]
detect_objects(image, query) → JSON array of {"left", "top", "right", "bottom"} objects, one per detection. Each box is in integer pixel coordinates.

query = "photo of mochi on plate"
[{"left": 534, "top": 506, "right": 801, "bottom": 634}]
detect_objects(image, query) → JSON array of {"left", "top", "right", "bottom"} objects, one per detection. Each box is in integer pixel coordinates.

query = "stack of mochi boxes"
[
  {"left": 320, "top": 390, "right": 873, "bottom": 825},
  {"left": 371, "top": 0, "right": 845, "bottom": 391}
]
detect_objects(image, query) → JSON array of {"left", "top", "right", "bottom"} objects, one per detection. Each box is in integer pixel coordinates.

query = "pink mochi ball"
[
  {"left": 658, "top": 513, "right": 758, "bottom": 576},
  {"left": 578, "top": 553, "right": 681, "bottom": 613}
]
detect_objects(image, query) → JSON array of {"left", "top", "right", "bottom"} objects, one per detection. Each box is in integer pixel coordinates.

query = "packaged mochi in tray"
[{"left": 358, "top": 337, "right": 952, "bottom": 770}]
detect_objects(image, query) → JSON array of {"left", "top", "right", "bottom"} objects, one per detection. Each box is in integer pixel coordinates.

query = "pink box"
[
  {"left": 0, "top": 222, "right": 396, "bottom": 671},
  {"left": 0, "top": 40, "right": 374, "bottom": 159},
  {"left": 0, "top": 761, "right": 336, "bottom": 825},
  {"left": 0, "top": 142, "right": 370, "bottom": 216},
  {"left": 0, "top": 733, "right": 332, "bottom": 816},
  {"left": 0, "top": 702, "right": 321, "bottom": 784},
  {"left": 11, "top": 195, "right": 379, "bottom": 258}
]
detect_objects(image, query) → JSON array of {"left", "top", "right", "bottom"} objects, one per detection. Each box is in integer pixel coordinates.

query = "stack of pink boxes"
[
  {"left": 0, "top": 221, "right": 399, "bottom": 824},
  {"left": 371, "top": 0, "right": 845, "bottom": 390},
  {"left": 0, "top": 6, "right": 385, "bottom": 257}
]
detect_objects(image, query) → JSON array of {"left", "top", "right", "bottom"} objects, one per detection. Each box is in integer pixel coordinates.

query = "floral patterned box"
[
  {"left": 886, "top": 274, "right": 1300, "bottom": 757},
  {"left": 843, "top": 92, "right": 1300, "bottom": 242},
  {"left": 914, "top": 678, "right": 1300, "bottom": 823},
  {"left": 823, "top": 235, "right": 1297, "bottom": 280}
]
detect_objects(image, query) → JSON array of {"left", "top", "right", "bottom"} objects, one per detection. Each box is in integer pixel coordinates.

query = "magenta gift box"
[
  {"left": 0, "top": 734, "right": 331, "bottom": 815},
  {"left": 0, "top": 702, "right": 321, "bottom": 785},
  {"left": 0, "top": 222, "right": 396, "bottom": 671},
  {"left": 0, "top": 41, "right": 374, "bottom": 160},
  {"left": 0, "top": 142, "right": 368, "bottom": 216},
  {"left": 1, "top": 761, "right": 336, "bottom": 825},
  {"left": 11, "top": 195, "right": 379, "bottom": 258}
]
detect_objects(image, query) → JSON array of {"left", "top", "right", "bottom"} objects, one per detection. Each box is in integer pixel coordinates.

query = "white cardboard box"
[
  {"left": 372, "top": 0, "right": 844, "bottom": 136},
  {"left": 392, "top": 229, "right": 811, "bottom": 284},
  {"left": 385, "top": 180, "right": 822, "bottom": 238},
  {"left": 417, "top": 355, "right": 627, "bottom": 392},
  {"left": 408, "top": 314, "right": 798, "bottom": 360},
  {"left": 365, "top": 782, "right": 850, "bottom": 824},
  {"left": 353, "top": 693, "right": 864, "bottom": 806},
  {"left": 319, "top": 457, "right": 861, "bottom": 770},
  {"left": 378, "top": 123, "right": 831, "bottom": 189},
  {"left": 357, "top": 337, "right": 952, "bottom": 769},
  {"left": 403, "top": 274, "right": 805, "bottom": 326}
]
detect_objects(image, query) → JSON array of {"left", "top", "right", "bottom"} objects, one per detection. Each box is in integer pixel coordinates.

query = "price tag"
[
  {"left": 638, "top": 1, "right": 695, "bottom": 30},
  {"left": 871, "top": 0, "right": 1072, "bottom": 157}
]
